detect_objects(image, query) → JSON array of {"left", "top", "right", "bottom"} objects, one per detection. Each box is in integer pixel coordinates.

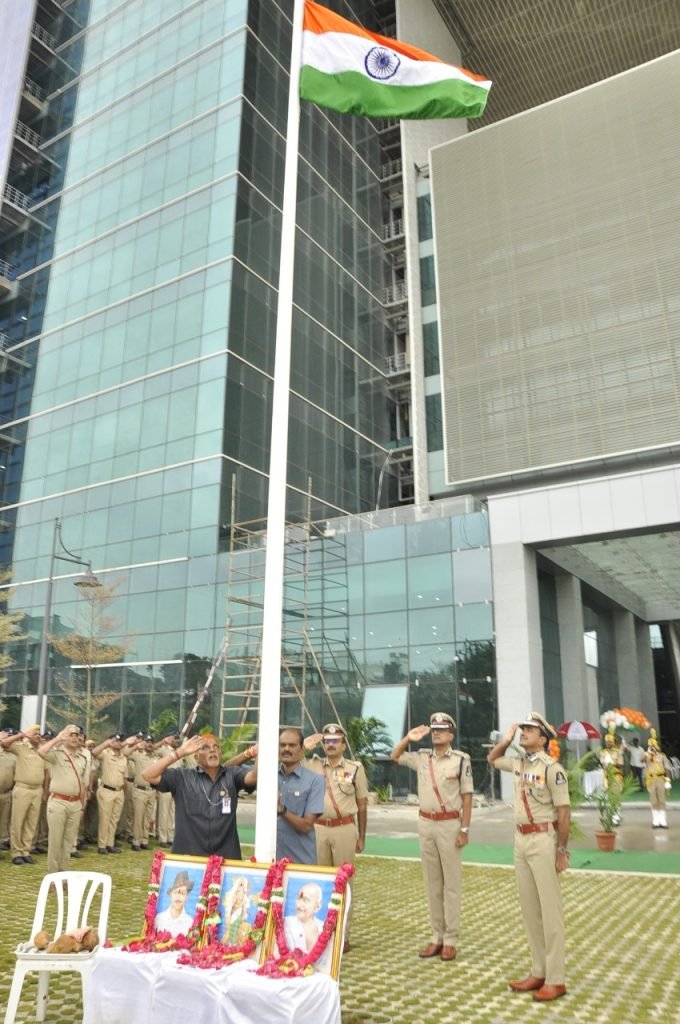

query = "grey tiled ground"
[{"left": 1, "top": 850, "right": 679, "bottom": 1024}]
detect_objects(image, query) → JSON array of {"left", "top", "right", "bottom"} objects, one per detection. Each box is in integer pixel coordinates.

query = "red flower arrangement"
[
  {"left": 176, "top": 858, "right": 289, "bottom": 969},
  {"left": 256, "top": 861, "right": 355, "bottom": 979}
]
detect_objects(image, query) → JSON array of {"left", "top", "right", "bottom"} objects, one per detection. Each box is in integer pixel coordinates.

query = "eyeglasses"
[{"left": 322, "top": 737, "right": 342, "bottom": 744}]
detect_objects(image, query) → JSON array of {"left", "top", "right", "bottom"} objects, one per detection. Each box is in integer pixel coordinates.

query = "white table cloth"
[
  {"left": 83, "top": 947, "right": 341, "bottom": 1024},
  {"left": 583, "top": 767, "right": 605, "bottom": 797}
]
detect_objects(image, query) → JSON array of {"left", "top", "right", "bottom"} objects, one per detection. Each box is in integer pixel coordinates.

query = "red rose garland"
[{"left": 256, "top": 861, "right": 355, "bottom": 979}]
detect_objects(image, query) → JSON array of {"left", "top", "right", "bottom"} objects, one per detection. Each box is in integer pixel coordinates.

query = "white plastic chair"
[
  {"left": 4, "top": 871, "right": 111, "bottom": 1024},
  {"left": 669, "top": 757, "right": 680, "bottom": 780}
]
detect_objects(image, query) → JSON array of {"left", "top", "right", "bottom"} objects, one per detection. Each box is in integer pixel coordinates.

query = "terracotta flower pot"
[{"left": 595, "top": 830, "right": 617, "bottom": 852}]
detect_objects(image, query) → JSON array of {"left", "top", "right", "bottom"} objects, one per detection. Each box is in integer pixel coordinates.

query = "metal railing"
[
  {"left": 384, "top": 282, "right": 408, "bottom": 304},
  {"left": 381, "top": 218, "right": 403, "bottom": 241},
  {"left": 23, "top": 77, "right": 46, "bottom": 102},
  {"left": 375, "top": 118, "right": 400, "bottom": 133},
  {"left": 32, "top": 23, "right": 57, "bottom": 50},
  {"left": 385, "top": 352, "right": 409, "bottom": 374},
  {"left": 381, "top": 158, "right": 402, "bottom": 179},
  {"left": 0, "top": 260, "right": 14, "bottom": 280},
  {"left": 0, "top": 332, "right": 10, "bottom": 351},
  {"left": 15, "top": 121, "right": 42, "bottom": 149},
  {"left": 3, "top": 184, "right": 32, "bottom": 212}
]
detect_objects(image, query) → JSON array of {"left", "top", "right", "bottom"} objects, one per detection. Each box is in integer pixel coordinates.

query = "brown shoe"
[
  {"left": 419, "top": 943, "right": 443, "bottom": 958},
  {"left": 533, "top": 985, "right": 567, "bottom": 1002},
  {"left": 509, "top": 976, "right": 545, "bottom": 992},
  {"left": 440, "top": 946, "right": 457, "bottom": 962}
]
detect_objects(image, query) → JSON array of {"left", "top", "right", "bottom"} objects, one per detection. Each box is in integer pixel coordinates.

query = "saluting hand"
[
  {"left": 407, "top": 725, "right": 430, "bottom": 742},
  {"left": 303, "top": 733, "right": 323, "bottom": 751},
  {"left": 177, "top": 734, "right": 203, "bottom": 758},
  {"left": 504, "top": 721, "right": 520, "bottom": 744}
]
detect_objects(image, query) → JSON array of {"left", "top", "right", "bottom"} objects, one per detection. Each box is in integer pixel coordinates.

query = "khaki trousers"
[
  {"left": 316, "top": 821, "right": 358, "bottom": 938},
  {"left": 10, "top": 783, "right": 42, "bottom": 858},
  {"left": 157, "top": 791, "right": 175, "bottom": 843},
  {"left": 97, "top": 786, "right": 124, "bottom": 848},
  {"left": 132, "top": 787, "right": 156, "bottom": 846},
  {"left": 417, "top": 816, "right": 462, "bottom": 946},
  {"left": 648, "top": 778, "right": 666, "bottom": 810},
  {"left": 515, "top": 830, "right": 565, "bottom": 985},
  {"left": 47, "top": 797, "right": 81, "bottom": 872},
  {"left": 0, "top": 788, "right": 12, "bottom": 845}
]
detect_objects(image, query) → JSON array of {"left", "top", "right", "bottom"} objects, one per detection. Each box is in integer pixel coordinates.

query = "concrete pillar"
[
  {"left": 555, "top": 575, "right": 597, "bottom": 722},
  {"left": 490, "top": 540, "right": 543, "bottom": 800},
  {"left": 614, "top": 609, "right": 642, "bottom": 710},
  {"left": 634, "top": 620, "right": 657, "bottom": 728}
]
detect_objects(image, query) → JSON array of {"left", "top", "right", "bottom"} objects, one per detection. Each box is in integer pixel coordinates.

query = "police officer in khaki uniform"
[
  {"left": 2, "top": 725, "right": 46, "bottom": 865},
  {"left": 154, "top": 732, "right": 180, "bottom": 846},
  {"left": 304, "top": 722, "right": 369, "bottom": 951},
  {"left": 391, "top": 712, "right": 473, "bottom": 962},
  {"left": 38, "top": 725, "right": 88, "bottom": 872},
  {"left": 130, "top": 734, "right": 156, "bottom": 850},
  {"left": 92, "top": 733, "right": 136, "bottom": 853},
  {"left": 487, "top": 712, "right": 570, "bottom": 1003},
  {"left": 644, "top": 730, "right": 671, "bottom": 829},
  {"left": 0, "top": 728, "right": 16, "bottom": 853}
]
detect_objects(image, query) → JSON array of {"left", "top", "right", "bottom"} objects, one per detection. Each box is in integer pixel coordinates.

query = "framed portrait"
[
  {"left": 217, "top": 861, "right": 272, "bottom": 962},
  {"left": 265, "top": 864, "right": 351, "bottom": 980},
  {"left": 152, "top": 855, "right": 208, "bottom": 939}
]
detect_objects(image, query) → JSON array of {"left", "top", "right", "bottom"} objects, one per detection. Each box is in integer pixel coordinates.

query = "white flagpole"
[{"left": 254, "top": 0, "right": 306, "bottom": 863}]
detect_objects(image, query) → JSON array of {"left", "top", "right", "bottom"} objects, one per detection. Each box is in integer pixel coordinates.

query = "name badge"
[{"left": 222, "top": 796, "right": 231, "bottom": 814}]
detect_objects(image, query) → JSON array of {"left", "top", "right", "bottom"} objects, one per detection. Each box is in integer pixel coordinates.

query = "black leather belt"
[{"left": 101, "top": 784, "right": 122, "bottom": 792}]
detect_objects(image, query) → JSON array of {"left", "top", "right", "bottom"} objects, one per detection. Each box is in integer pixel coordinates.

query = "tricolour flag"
[{"left": 300, "top": 0, "right": 491, "bottom": 120}]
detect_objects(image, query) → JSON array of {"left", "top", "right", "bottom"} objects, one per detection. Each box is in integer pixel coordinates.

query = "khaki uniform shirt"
[
  {"left": 644, "top": 752, "right": 670, "bottom": 781},
  {"left": 599, "top": 746, "right": 624, "bottom": 772},
  {"left": 129, "top": 750, "right": 155, "bottom": 786},
  {"left": 12, "top": 742, "right": 46, "bottom": 786},
  {"left": 398, "top": 748, "right": 473, "bottom": 813},
  {"left": 0, "top": 748, "right": 16, "bottom": 793},
  {"left": 308, "top": 755, "right": 369, "bottom": 817},
  {"left": 495, "top": 751, "right": 570, "bottom": 824},
  {"left": 97, "top": 748, "right": 128, "bottom": 789},
  {"left": 43, "top": 748, "right": 87, "bottom": 797}
]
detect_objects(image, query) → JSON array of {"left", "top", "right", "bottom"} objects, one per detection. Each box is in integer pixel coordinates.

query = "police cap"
[
  {"left": 519, "top": 712, "right": 557, "bottom": 740},
  {"left": 430, "top": 712, "right": 456, "bottom": 731}
]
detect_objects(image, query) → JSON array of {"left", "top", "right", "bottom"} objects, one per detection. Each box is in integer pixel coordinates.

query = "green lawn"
[{"left": 2, "top": 845, "right": 679, "bottom": 1024}]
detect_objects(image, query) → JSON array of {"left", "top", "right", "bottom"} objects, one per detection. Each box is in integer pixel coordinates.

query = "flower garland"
[
  {"left": 601, "top": 707, "right": 651, "bottom": 732},
  {"left": 256, "top": 861, "right": 355, "bottom": 979},
  {"left": 176, "top": 858, "right": 287, "bottom": 969}
]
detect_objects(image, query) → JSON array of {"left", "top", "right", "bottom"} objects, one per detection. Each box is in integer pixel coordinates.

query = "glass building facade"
[{"left": 0, "top": 0, "right": 400, "bottom": 717}]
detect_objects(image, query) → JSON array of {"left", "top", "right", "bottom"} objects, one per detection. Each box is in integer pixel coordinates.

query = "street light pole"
[{"left": 35, "top": 517, "right": 101, "bottom": 727}]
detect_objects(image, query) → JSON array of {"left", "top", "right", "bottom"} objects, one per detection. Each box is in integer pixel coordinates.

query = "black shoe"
[
  {"left": 126, "top": 836, "right": 133, "bottom": 844},
  {"left": 23, "top": 855, "right": 37, "bottom": 864},
  {"left": 12, "top": 856, "right": 25, "bottom": 865},
  {"left": 140, "top": 844, "right": 149, "bottom": 850},
  {"left": 131, "top": 844, "right": 142, "bottom": 851},
  {"left": 98, "top": 848, "right": 109, "bottom": 854},
  {"left": 31, "top": 846, "right": 46, "bottom": 854},
  {"left": 0, "top": 841, "right": 10, "bottom": 850},
  {"left": 107, "top": 846, "right": 122, "bottom": 854},
  {"left": 159, "top": 841, "right": 172, "bottom": 848},
  {"left": 70, "top": 851, "right": 82, "bottom": 858}
]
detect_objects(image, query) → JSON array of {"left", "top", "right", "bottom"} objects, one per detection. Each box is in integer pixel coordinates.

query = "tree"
[
  {"left": 48, "top": 578, "right": 130, "bottom": 737},
  {"left": 345, "top": 716, "right": 392, "bottom": 785},
  {"left": 0, "top": 569, "right": 26, "bottom": 713}
]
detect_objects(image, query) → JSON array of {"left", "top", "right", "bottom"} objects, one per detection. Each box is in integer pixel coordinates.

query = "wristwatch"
[
  {"left": 557, "top": 845, "right": 569, "bottom": 855},
  {"left": 460, "top": 826, "right": 469, "bottom": 834}
]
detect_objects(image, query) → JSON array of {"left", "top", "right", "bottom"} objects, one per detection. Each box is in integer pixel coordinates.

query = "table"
[{"left": 83, "top": 948, "right": 341, "bottom": 1024}]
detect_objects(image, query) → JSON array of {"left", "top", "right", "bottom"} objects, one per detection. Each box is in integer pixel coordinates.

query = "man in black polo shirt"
[{"left": 143, "top": 733, "right": 257, "bottom": 859}]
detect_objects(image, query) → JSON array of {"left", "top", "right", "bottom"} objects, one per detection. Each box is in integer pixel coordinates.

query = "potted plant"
[{"left": 590, "top": 762, "right": 636, "bottom": 851}]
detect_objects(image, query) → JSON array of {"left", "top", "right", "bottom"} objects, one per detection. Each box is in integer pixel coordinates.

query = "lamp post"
[{"left": 35, "top": 518, "right": 101, "bottom": 727}]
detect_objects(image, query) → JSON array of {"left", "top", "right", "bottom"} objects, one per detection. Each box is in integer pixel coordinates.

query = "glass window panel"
[
  {"left": 453, "top": 548, "right": 493, "bottom": 603},
  {"left": 406, "top": 517, "right": 451, "bottom": 556},
  {"left": 363, "top": 524, "right": 405, "bottom": 563},
  {"left": 452, "top": 512, "right": 490, "bottom": 550},
  {"left": 454, "top": 603, "right": 494, "bottom": 642},
  {"left": 364, "top": 560, "right": 406, "bottom": 613},
  {"left": 364, "top": 612, "right": 408, "bottom": 650},
  {"left": 408, "top": 606, "right": 455, "bottom": 647},
  {"left": 407, "top": 554, "right": 452, "bottom": 608}
]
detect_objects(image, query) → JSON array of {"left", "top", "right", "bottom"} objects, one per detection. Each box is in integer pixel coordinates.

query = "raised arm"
[
  {"left": 38, "top": 725, "right": 77, "bottom": 760},
  {"left": 487, "top": 722, "right": 520, "bottom": 764},
  {"left": 390, "top": 724, "right": 430, "bottom": 762},
  {"left": 142, "top": 734, "right": 203, "bottom": 785}
]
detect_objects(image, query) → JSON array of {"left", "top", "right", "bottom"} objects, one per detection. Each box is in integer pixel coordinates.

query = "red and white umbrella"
[{"left": 557, "top": 720, "right": 601, "bottom": 741}]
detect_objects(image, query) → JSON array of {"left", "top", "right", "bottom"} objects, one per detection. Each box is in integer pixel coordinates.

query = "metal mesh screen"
[{"left": 432, "top": 52, "right": 680, "bottom": 488}]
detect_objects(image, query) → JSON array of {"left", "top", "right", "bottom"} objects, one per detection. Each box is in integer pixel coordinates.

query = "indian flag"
[{"left": 300, "top": 1, "right": 491, "bottom": 120}]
